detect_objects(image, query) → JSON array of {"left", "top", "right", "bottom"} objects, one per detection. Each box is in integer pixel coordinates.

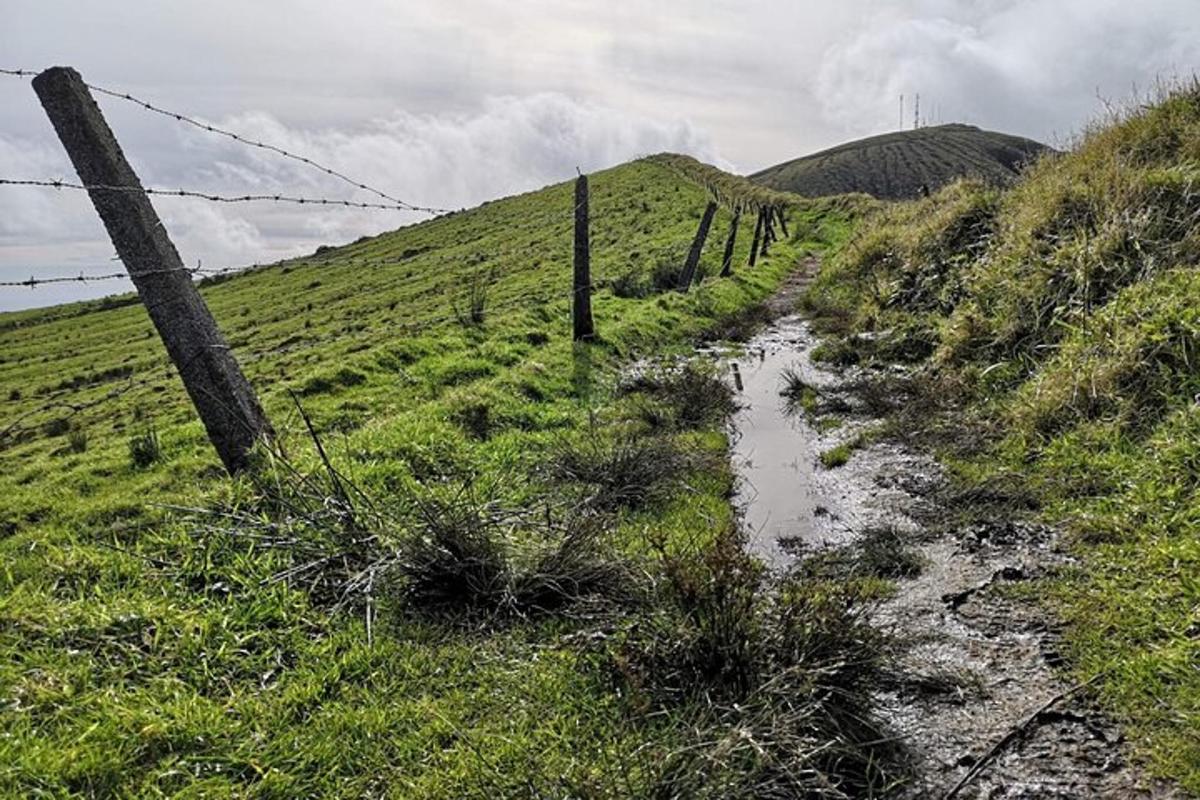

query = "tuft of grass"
[
  {"left": 127, "top": 426, "right": 162, "bottom": 468},
  {"left": 817, "top": 427, "right": 883, "bottom": 470},
  {"left": 613, "top": 525, "right": 906, "bottom": 797},
  {"left": 66, "top": 428, "right": 88, "bottom": 454},
  {"left": 386, "top": 479, "right": 633, "bottom": 618},
  {"left": 452, "top": 264, "right": 498, "bottom": 327},
  {"left": 622, "top": 360, "right": 738, "bottom": 430},
  {"left": 779, "top": 365, "right": 819, "bottom": 416},
  {"left": 546, "top": 431, "right": 692, "bottom": 511}
]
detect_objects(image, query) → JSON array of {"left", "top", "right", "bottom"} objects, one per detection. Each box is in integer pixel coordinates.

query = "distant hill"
[{"left": 750, "top": 123, "right": 1050, "bottom": 201}]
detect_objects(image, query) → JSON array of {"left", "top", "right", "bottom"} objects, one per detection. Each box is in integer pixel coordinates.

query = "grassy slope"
[
  {"left": 803, "top": 90, "right": 1200, "bottom": 792},
  {"left": 0, "top": 156, "right": 854, "bottom": 797},
  {"left": 752, "top": 123, "right": 1049, "bottom": 201}
]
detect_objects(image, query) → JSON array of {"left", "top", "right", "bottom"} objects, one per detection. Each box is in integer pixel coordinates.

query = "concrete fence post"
[
  {"left": 572, "top": 173, "right": 595, "bottom": 341},
  {"left": 32, "top": 66, "right": 273, "bottom": 475}
]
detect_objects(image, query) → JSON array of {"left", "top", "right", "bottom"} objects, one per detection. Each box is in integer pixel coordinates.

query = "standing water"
[{"left": 719, "top": 315, "right": 854, "bottom": 567}]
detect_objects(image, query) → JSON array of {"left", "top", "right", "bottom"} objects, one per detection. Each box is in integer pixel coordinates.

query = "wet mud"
[{"left": 717, "top": 267, "right": 1181, "bottom": 798}]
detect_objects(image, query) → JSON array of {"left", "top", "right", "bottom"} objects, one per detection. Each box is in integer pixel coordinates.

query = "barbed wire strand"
[
  {"left": 0, "top": 189, "right": 616, "bottom": 289},
  {"left": 0, "top": 178, "right": 446, "bottom": 213},
  {"left": 1, "top": 67, "right": 451, "bottom": 215},
  {"left": 82, "top": 79, "right": 448, "bottom": 215}
]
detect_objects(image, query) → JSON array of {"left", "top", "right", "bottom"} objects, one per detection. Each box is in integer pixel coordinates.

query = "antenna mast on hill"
[
  {"left": 914, "top": 93, "right": 921, "bottom": 130},
  {"left": 899, "top": 94, "right": 905, "bottom": 131}
]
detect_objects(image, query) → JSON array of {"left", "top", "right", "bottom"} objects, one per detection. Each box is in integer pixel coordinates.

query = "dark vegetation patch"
[
  {"left": 609, "top": 526, "right": 906, "bottom": 798},
  {"left": 619, "top": 360, "right": 738, "bottom": 430},
  {"left": 545, "top": 432, "right": 692, "bottom": 512},
  {"left": 298, "top": 367, "right": 368, "bottom": 396},
  {"left": 753, "top": 123, "right": 1049, "bottom": 201}
]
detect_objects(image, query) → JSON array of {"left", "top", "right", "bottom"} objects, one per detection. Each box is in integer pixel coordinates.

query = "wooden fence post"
[
  {"left": 32, "top": 66, "right": 272, "bottom": 475},
  {"left": 572, "top": 173, "right": 595, "bottom": 341},
  {"left": 775, "top": 205, "right": 790, "bottom": 238},
  {"left": 720, "top": 207, "right": 741, "bottom": 278},
  {"left": 748, "top": 208, "right": 765, "bottom": 267},
  {"left": 677, "top": 200, "right": 718, "bottom": 292},
  {"left": 760, "top": 207, "right": 776, "bottom": 258}
]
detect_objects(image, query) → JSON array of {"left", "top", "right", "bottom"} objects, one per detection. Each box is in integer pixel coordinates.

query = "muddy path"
[{"left": 717, "top": 263, "right": 1181, "bottom": 799}]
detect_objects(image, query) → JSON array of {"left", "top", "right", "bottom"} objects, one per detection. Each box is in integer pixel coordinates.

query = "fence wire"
[{"left": 0, "top": 178, "right": 442, "bottom": 212}]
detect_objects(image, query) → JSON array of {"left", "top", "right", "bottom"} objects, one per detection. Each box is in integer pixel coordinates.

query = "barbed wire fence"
[{"left": 0, "top": 65, "right": 763, "bottom": 468}]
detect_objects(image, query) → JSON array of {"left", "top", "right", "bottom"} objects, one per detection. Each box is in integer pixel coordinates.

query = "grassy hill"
[
  {"left": 0, "top": 156, "right": 873, "bottom": 797},
  {"left": 751, "top": 123, "right": 1049, "bottom": 201},
  {"left": 803, "top": 88, "right": 1200, "bottom": 792}
]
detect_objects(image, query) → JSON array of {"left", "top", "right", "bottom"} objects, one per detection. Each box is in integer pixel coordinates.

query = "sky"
[{"left": 3, "top": 0, "right": 1200, "bottom": 311}]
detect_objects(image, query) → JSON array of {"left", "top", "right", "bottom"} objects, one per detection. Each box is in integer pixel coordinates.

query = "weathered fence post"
[
  {"left": 720, "top": 207, "right": 741, "bottom": 277},
  {"left": 32, "top": 66, "right": 272, "bottom": 475},
  {"left": 775, "top": 205, "right": 790, "bottom": 238},
  {"left": 760, "top": 207, "right": 776, "bottom": 258},
  {"left": 677, "top": 200, "right": 718, "bottom": 292},
  {"left": 572, "top": 173, "right": 595, "bottom": 341},
  {"left": 748, "top": 208, "right": 765, "bottom": 267}
]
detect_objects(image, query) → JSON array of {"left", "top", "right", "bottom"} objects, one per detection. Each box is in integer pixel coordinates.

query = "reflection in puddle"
[{"left": 720, "top": 317, "right": 847, "bottom": 568}]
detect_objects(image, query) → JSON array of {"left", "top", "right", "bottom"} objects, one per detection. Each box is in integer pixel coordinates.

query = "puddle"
[
  {"left": 714, "top": 314, "right": 918, "bottom": 568},
  {"left": 719, "top": 317, "right": 844, "bottom": 566}
]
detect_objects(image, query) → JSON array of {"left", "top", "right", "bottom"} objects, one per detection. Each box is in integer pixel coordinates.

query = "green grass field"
[{"left": 0, "top": 155, "right": 862, "bottom": 797}]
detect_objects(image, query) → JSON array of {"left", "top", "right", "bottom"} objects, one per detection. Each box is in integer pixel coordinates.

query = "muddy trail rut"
[{"left": 714, "top": 260, "right": 1181, "bottom": 799}]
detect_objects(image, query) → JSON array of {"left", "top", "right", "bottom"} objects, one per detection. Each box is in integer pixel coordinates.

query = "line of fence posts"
[
  {"left": 572, "top": 172, "right": 595, "bottom": 341},
  {"left": 31, "top": 66, "right": 273, "bottom": 475},
  {"left": 20, "top": 71, "right": 794, "bottom": 469}
]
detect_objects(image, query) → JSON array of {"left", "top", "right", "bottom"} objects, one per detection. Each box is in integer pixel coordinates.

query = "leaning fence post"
[
  {"left": 760, "top": 207, "right": 776, "bottom": 258},
  {"left": 775, "top": 205, "right": 789, "bottom": 238},
  {"left": 32, "top": 66, "right": 272, "bottom": 475},
  {"left": 720, "top": 207, "right": 741, "bottom": 277},
  {"left": 572, "top": 173, "right": 595, "bottom": 341},
  {"left": 677, "top": 200, "right": 718, "bottom": 292},
  {"left": 748, "top": 208, "right": 765, "bottom": 267}
]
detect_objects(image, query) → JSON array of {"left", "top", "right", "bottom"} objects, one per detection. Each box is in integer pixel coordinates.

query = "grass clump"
[
  {"left": 452, "top": 264, "right": 498, "bottom": 327},
  {"left": 819, "top": 442, "right": 853, "bottom": 469},
  {"left": 546, "top": 431, "right": 691, "bottom": 511},
  {"left": 613, "top": 527, "right": 906, "bottom": 798},
  {"left": 66, "top": 428, "right": 88, "bottom": 454},
  {"left": 621, "top": 360, "right": 738, "bottom": 430},
  {"left": 127, "top": 426, "right": 162, "bottom": 468},
  {"left": 779, "top": 364, "right": 820, "bottom": 416}
]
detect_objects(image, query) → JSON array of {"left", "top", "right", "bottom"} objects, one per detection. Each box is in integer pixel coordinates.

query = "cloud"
[
  {"left": 0, "top": 92, "right": 725, "bottom": 277},
  {"left": 5, "top": 0, "right": 1200, "bottom": 311},
  {"left": 813, "top": 0, "right": 1200, "bottom": 141}
]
